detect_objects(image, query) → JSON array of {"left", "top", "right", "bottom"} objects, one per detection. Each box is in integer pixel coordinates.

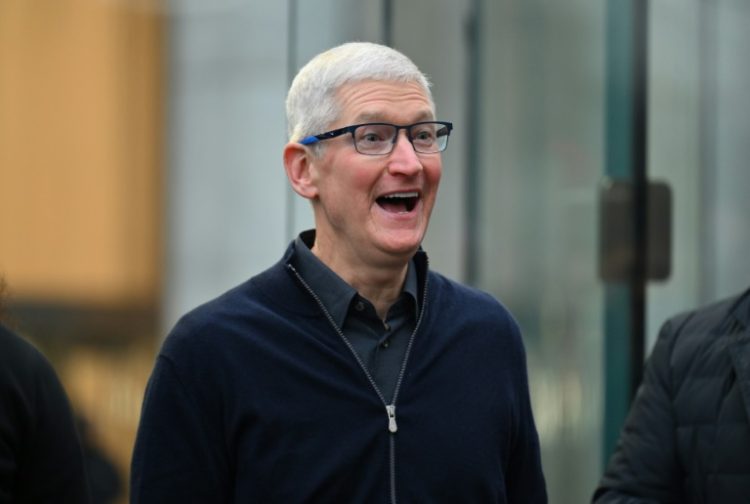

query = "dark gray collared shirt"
[{"left": 292, "top": 232, "right": 419, "bottom": 403}]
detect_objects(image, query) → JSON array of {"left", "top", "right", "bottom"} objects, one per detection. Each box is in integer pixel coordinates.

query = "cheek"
[
  {"left": 425, "top": 160, "right": 442, "bottom": 189},
  {"left": 347, "top": 173, "right": 382, "bottom": 207},
  {"left": 326, "top": 151, "right": 377, "bottom": 188},
  {"left": 320, "top": 168, "right": 373, "bottom": 212}
]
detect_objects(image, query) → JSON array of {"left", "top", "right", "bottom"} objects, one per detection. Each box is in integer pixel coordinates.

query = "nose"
[{"left": 387, "top": 130, "right": 423, "bottom": 176}]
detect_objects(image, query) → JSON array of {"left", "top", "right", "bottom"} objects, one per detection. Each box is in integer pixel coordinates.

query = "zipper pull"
[{"left": 386, "top": 404, "right": 398, "bottom": 433}]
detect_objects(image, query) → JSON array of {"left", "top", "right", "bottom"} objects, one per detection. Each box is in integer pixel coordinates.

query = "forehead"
[{"left": 334, "top": 80, "right": 435, "bottom": 124}]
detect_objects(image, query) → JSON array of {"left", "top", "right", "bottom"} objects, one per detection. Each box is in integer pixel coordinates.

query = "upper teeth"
[{"left": 383, "top": 192, "right": 418, "bottom": 199}]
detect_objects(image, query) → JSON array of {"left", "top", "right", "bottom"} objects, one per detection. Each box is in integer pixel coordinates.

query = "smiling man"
[{"left": 131, "top": 42, "right": 547, "bottom": 503}]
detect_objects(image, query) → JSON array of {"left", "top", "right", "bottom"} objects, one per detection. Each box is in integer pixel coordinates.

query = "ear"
[{"left": 283, "top": 142, "right": 319, "bottom": 200}]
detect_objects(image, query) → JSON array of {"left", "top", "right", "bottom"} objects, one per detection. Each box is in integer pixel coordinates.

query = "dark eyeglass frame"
[{"left": 298, "top": 121, "right": 453, "bottom": 155}]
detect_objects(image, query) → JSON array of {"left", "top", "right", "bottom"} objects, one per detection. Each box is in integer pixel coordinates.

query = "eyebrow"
[{"left": 354, "top": 110, "right": 435, "bottom": 124}]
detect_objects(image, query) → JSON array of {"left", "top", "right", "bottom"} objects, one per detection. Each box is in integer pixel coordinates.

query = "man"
[
  {"left": 1, "top": 281, "right": 91, "bottom": 504},
  {"left": 131, "top": 41, "right": 546, "bottom": 503},
  {"left": 593, "top": 287, "right": 750, "bottom": 503}
]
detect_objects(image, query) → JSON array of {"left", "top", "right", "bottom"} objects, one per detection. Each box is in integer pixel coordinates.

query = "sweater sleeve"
[
  {"left": 0, "top": 326, "right": 91, "bottom": 503},
  {"left": 21, "top": 355, "right": 91, "bottom": 503},
  {"left": 505, "top": 318, "right": 548, "bottom": 504},
  {"left": 592, "top": 319, "right": 685, "bottom": 503},
  {"left": 130, "top": 354, "right": 231, "bottom": 503}
]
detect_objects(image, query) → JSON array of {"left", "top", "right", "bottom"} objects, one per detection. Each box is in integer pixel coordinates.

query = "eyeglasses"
[{"left": 299, "top": 121, "right": 453, "bottom": 155}]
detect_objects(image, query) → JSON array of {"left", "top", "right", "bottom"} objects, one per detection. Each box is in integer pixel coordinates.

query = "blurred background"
[{"left": 1, "top": 0, "right": 749, "bottom": 502}]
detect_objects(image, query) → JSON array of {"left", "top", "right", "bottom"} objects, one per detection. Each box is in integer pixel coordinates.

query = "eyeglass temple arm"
[
  {"left": 299, "top": 136, "right": 319, "bottom": 145},
  {"left": 299, "top": 126, "right": 352, "bottom": 145}
]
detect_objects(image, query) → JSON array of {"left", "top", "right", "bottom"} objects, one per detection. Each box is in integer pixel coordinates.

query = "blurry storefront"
[{"left": 1, "top": 1, "right": 748, "bottom": 502}]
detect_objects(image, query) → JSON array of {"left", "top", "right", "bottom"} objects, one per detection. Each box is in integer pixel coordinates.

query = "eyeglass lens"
[{"left": 353, "top": 122, "right": 449, "bottom": 155}]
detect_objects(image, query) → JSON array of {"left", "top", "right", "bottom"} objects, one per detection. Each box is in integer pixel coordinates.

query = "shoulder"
[
  {"left": 427, "top": 270, "right": 499, "bottom": 304},
  {"left": 0, "top": 327, "right": 89, "bottom": 503},
  {"left": 172, "top": 252, "right": 320, "bottom": 335},
  {"left": 161, "top": 277, "right": 265, "bottom": 359},
  {"left": 422, "top": 273, "right": 533, "bottom": 401},
  {"left": 425, "top": 271, "right": 525, "bottom": 357},
  {"left": 0, "top": 323, "right": 38, "bottom": 364},
  {"left": 427, "top": 271, "right": 518, "bottom": 324},
  {"left": 0, "top": 324, "right": 77, "bottom": 448},
  {"left": 670, "top": 290, "right": 746, "bottom": 336},
  {"left": 656, "top": 289, "right": 749, "bottom": 386},
  {"left": 159, "top": 258, "right": 314, "bottom": 366},
  {"left": 0, "top": 324, "right": 59, "bottom": 386},
  {"left": 661, "top": 289, "right": 747, "bottom": 350}
]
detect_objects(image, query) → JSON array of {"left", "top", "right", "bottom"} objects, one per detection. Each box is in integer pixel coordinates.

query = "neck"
[
  {"left": 349, "top": 264, "right": 408, "bottom": 321},
  {"left": 311, "top": 243, "right": 409, "bottom": 321}
]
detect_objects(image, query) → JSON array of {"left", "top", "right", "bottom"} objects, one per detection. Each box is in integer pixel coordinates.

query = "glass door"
[
  {"left": 473, "top": 2, "right": 608, "bottom": 502},
  {"left": 647, "top": 0, "right": 750, "bottom": 343},
  {"left": 472, "top": 1, "right": 750, "bottom": 502}
]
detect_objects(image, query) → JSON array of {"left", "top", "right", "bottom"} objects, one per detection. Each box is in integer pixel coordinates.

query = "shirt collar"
[{"left": 292, "top": 231, "right": 420, "bottom": 327}]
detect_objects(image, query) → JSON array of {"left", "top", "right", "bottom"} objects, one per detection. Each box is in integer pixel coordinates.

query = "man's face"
[{"left": 308, "top": 80, "right": 442, "bottom": 268}]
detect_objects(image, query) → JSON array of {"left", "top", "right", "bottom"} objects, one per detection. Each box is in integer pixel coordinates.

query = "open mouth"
[{"left": 376, "top": 191, "right": 420, "bottom": 214}]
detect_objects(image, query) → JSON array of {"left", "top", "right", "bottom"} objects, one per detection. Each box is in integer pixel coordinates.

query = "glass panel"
[
  {"left": 476, "top": 2, "right": 605, "bottom": 502},
  {"left": 648, "top": 0, "right": 750, "bottom": 351}
]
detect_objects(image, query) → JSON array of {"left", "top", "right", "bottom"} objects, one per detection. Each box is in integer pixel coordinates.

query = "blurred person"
[
  {"left": 0, "top": 280, "right": 91, "bottom": 503},
  {"left": 131, "top": 41, "right": 546, "bottom": 503},
  {"left": 593, "top": 286, "right": 750, "bottom": 503}
]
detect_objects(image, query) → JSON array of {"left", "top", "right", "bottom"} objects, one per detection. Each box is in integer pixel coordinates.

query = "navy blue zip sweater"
[{"left": 131, "top": 240, "right": 547, "bottom": 503}]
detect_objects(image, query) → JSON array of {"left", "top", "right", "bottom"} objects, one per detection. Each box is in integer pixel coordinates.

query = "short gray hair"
[{"left": 285, "top": 42, "right": 434, "bottom": 144}]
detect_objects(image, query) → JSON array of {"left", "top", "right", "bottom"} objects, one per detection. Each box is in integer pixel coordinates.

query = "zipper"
[
  {"left": 287, "top": 260, "right": 429, "bottom": 504},
  {"left": 386, "top": 404, "right": 398, "bottom": 433}
]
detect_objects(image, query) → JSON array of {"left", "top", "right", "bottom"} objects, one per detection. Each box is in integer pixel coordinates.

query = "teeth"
[{"left": 382, "top": 192, "right": 418, "bottom": 199}]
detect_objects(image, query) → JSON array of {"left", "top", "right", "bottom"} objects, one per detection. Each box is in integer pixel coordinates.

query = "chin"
[{"left": 377, "top": 233, "right": 424, "bottom": 258}]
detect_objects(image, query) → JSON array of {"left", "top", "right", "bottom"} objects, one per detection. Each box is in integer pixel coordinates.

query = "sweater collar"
[{"left": 289, "top": 230, "right": 420, "bottom": 328}]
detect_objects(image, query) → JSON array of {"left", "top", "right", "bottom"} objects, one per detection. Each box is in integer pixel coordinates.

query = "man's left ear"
[{"left": 283, "top": 142, "right": 319, "bottom": 200}]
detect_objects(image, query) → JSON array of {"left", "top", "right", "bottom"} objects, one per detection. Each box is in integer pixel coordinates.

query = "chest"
[
  {"left": 672, "top": 340, "right": 750, "bottom": 477},
  {"left": 221, "top": 320, "right": 520, "bottom": 502}
]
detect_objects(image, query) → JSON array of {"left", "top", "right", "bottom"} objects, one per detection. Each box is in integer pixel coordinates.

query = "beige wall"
[{"left": 0, "top": 0, "right": 163, "bottom": 307}]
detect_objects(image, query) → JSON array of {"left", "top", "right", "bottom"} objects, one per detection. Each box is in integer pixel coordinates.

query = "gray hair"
[{"left": 285, "top": 42, "right": 434, "bottom": 145}]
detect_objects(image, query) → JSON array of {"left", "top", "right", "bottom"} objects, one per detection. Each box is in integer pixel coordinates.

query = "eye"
[
  {"left": 412, "top": 126, "right": 436, "bottom": 143},
  {"left": 356, "top": 125, "right": 391, "bottom": 144},
  {"left": 361, "top": 132, "right": 384, "bottom": 143}
]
